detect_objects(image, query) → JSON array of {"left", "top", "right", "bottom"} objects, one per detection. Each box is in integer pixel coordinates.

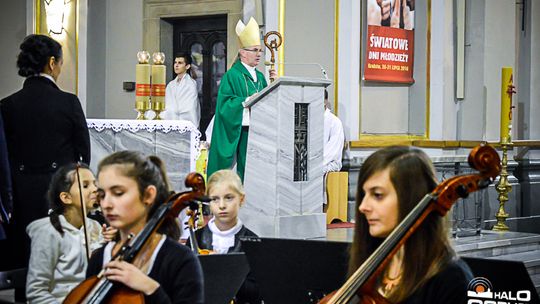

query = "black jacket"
[
  {"left": 402, "top": 258, "right": 473, "bottom": 304},
  {"left": 0, "top": 76, "right": 90, "bottom": 268},
  {"left": 1, "top": 76, "right": 90, "bottom": 171},
  {"left": 87, "top": 237, "right": 204, "bottom": 304},
  {"left": 193, "top": 224, "right": 258, "bottom": 254}
]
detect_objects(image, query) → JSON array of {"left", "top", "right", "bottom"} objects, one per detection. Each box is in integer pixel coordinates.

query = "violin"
[
  {"left": 63, "top": 172, "right": 206, "bottom": 304},
  {"left": 186, "top": 204, "right": 214, "bottom": 255},
  {"left": 319, "top": 145, "right": 501, "bottom": 304}
]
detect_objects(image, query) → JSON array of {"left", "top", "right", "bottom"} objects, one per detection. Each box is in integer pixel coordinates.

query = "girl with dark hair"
[
  {"left": 26, "top": 163, "right": 114, "bottom": 303},
  {"left": 348, "top": 146, "right": 473, "bottom": 303},
  {"left": 0, "top": 34, "right": 90, "bottom": 272},
  {"left": 86, "top": 151, "right": 204, "bottom": 303},
  {"left": 163, "top": 52, "right": 200, "bottom": 127}
]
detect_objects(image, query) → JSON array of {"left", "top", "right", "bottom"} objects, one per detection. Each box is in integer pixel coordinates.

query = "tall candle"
[
  {"left": 151, "top": 64, "right": 166, "bottom": 104},
  {"left": 135, "top": 63, "right": 151, "bottom": 109},
  {"left": 500, "top": 67, "right": 513, "bottom": 143},
  {"left": 151, "top": 52, "right": 166, "bottom": 118}
]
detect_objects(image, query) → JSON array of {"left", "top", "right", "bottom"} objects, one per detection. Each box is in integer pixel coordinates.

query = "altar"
[{"left": 87, "top": 119, "right": 201, "bottom": 192}]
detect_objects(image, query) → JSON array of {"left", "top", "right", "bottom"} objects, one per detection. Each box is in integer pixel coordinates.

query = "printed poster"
[{"left": 364, "top": 0, "right": 415, "bottom": 83}]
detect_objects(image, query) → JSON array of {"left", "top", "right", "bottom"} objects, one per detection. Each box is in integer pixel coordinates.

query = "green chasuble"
[{"left": 207, "top": 60, "right": 268, "bottom": 181}]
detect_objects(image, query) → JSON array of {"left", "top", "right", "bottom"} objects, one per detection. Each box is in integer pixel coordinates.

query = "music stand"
[
  {"left": 463, "top": 257, "right": 540, "bottom": 304},
  {"left": 241, "top": 237, "right": 350, "bottom": 304},
  {"left": 198, "top": 253, "right": 250, "bottom": 304}
]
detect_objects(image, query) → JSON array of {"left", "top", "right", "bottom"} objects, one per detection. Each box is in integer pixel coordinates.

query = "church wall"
[
  {"left": 280, "top": 0, "right": 335, "bottom": 101},
  {"left": 335, "top": 0, "right": 360, "bottom": 144},
  {"left": 458, "top": 0, "right": 487, "bottom": 141},
  {"left": 429, "top": 0, "right": 457, "bottom": 141},
  {"left": 336, "top": 0, "right": 431, "bottom": 147},
  {"left": 86, "top": 0, "right": 107, "bottom": 118},
  {"left": 365, "top": 0, "right": 428, "bottom": 137},
  {"left": 515, "top": 1, "right": 540, "bottom": 161},
  {"left": 529, "top": 0, "right": 540, "bottom": 141},
  {"left": 480, "top": 0, "right": 516, "bottom": 142},
  {"left": 104, "top": 0, "right": 144, "bottom": 119},
  {"left": 0, "top": 0, "right": 27, "bottom": 99}
]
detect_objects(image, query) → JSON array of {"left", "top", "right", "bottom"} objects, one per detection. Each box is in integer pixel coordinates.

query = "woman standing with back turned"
[{"left": 0, "top": 34, "right": 90, "bottom": 277}]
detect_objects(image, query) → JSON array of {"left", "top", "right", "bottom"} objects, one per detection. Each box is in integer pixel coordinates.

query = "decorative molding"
[{"left": 350, "top": 139, "right": 540, "bottom": 149}]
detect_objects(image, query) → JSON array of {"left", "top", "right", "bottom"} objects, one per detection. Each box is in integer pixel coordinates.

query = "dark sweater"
[
  {"left": 87, "top": 237, "right": 204, "bottom": 304},
  {"left": 402, "top": 258, "right": 473, "bottom": 304}
]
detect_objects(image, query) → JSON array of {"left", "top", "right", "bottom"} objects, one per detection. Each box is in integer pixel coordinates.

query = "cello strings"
[{"left": 332, "top": 193, "right": 434, "bottom": 303}]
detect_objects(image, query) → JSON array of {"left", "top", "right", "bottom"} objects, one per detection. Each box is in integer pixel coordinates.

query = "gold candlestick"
[
  {"left": 135, "top": 51, "right": 151, "bottom": 120},
  {"left": 493, "top": 68, "right": 516, "bottom": 231},
  {"left": 493, "top": 141, "right": 512, "bottom": 231},
  {"left": 151, "top": 52, "right": 166, "bottom": 120}
]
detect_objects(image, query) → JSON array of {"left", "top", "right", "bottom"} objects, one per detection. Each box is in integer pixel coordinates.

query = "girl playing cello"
[
  {"left": 86, "top": 151, "right": 204, "bottom": 303},
  {"left": 348, "top": 146, "right": 473, "bottom": 303}
]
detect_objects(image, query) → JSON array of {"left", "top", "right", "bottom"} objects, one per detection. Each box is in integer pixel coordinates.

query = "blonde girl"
[{"left": 190, "top": 169, "right": 261, "bottom": 303}]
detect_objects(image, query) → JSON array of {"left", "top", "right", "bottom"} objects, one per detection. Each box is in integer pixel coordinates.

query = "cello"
[
  {"left": 63, "top": 172, "right": 207, "bottom": 304},
  {"left": 320, "top": 144, "right": 501, "bottom": 304}
]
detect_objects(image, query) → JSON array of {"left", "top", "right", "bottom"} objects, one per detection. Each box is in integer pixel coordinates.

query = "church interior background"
[{"left": 1, "top": 0, "right": 540, "bottom": 299}]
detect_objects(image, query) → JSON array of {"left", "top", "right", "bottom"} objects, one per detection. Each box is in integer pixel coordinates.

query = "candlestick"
[
  {"left": 494, "top": 67, "right": 516, "bottom": 231},
  {"left": 151, "top": 52, "right": 166, "bottom": 120},
  {"left": 135, "top": 51, "right": 151, "bottom": 120}
]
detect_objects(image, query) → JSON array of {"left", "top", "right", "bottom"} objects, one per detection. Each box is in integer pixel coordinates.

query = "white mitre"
[{"left": 235, "top": 17, "right": 260, "bottom": 48}]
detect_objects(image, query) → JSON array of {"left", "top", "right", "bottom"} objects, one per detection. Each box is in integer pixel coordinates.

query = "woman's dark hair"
[
  {"left": 349, "top": 146, "right": 454, "bottom": 302},
  {"left": 172, "top": 52, "right": 196, "bottom": 79},
  {"left": 17, "top": 34, "right": 63, "bottom": 77},
  {"left": 97, "top": 151, "right": 180, "bottom": 240},
  {"left": 48, "top": 163, "right": 90, "bottom": 236}
]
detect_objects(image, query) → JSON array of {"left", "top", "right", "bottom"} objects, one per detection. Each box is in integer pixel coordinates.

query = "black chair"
[
  {"left": 0, "top": 268, "right": 26, "bottom": 304},
  {"left": 241, "top": 238, "right": 350, "bottom": 304},
  {"left": 198, "top": 253, "right": 249, "bottom": 304}
]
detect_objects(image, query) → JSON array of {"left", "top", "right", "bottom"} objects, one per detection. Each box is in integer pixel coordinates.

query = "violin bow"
[{"left": 75, "top": 163, "right": 91, "bottom": 260}]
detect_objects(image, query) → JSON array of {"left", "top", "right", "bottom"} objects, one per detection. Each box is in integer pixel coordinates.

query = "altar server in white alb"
[
  {"left": 163, "top": 52, "right": 200, "bottom": 127},
  {"left": 324, "top": 89, "right": 345, "bottom": 174}
]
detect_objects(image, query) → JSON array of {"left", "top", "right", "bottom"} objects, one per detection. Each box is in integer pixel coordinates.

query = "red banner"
[{"left": 364, "top": 0, "right": 415, "bottom": 84}]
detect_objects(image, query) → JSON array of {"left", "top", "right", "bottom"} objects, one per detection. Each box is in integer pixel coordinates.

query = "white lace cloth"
[{"left": 87, "top": 119, "right": 201, "bottom": 167}]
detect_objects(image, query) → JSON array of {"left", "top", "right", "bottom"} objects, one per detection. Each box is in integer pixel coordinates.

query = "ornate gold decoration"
[
  {"left": 135, "top": 51, "right": 151, "bottom": 120},
  {"left": 137, "top": 51, "right": 150, "bottom": 64},
  {"left": 493, "top": 141, "right": 512, "bottom": 231},
  {"left": 493, "top": 69, "right": 516, "bottom": 231},
  {"left": 264, "top": 31, "right": 283, "bottom": 82},
  {"left": 151, "top": 52, "right": 166, "bottom": 120}
]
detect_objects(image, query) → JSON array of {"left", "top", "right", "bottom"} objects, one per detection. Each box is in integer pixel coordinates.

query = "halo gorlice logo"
[{"left": 467, "top": 277, "right": 532, "bottom": 304}]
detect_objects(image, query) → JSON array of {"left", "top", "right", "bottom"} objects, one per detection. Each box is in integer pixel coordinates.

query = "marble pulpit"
[
  {"left": 241, "top": 76, "right": 331, "bottom": 239},
  {"left": 87, "top": 119, "right": 200, "bottom": 192}
]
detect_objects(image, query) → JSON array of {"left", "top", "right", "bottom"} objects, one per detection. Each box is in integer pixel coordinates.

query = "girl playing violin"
[
  {"left": 189, "top": 169, "right": 261, "bottom": 303},
  {"left": 350, "top": 146, "right": 473, "bottom": 303},
  {"left": 26, "top": 163, "right": 115, "bottom": 304},
  {"left": 87, "top": 151, "right": 204, "bottom": 303}
]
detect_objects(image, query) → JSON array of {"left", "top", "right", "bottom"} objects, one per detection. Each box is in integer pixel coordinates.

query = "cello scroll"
[{"left": 432, "top": 144, "right": 501, "bottom": 216}]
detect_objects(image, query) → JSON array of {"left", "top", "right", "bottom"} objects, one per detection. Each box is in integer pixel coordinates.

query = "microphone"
[{"left": 265, "top": 61, "right": 329, "bottom": 80}]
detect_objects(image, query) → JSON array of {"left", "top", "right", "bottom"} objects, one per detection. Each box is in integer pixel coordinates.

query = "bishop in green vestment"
[
  {"left": 207, "top": 17, "right": 275, "bottom": 181},
  {"left": 207, "top": 59, "right": 267, "bottom": 181}
]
